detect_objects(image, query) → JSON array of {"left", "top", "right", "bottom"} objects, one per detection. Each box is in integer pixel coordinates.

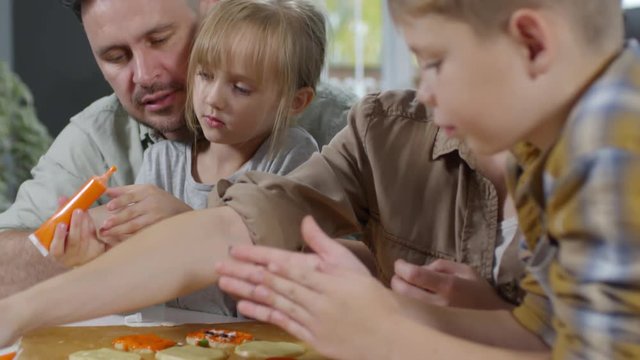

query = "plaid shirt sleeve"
[
  {"left": 513, "top": 42, "right": 640, "bottom": 359},
  {"left": 545, "top": 144, "right": 640, "bottom": 359}
]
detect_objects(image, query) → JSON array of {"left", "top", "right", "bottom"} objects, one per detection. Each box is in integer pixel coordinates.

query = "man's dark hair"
[{"left": 60, "top": 0, "right": 83, "bottom": 21}]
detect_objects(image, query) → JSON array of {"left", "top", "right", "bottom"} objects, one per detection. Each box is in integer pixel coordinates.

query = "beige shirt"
[
  {"left": 0, "top": 94, "right": 151, "bottom": 230},
  {"left": 211, "top": 90, "right": 524, "bottom": 302}
]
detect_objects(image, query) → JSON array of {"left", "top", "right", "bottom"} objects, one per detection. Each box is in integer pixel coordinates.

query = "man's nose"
[{"left": 132, "top": 51, "right": 160, "bottom": 87}]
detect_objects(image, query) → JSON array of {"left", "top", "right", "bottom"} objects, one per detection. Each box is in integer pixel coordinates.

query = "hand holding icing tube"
[{"left": 29, "top": 166, "right": 117, "bottom": 256}]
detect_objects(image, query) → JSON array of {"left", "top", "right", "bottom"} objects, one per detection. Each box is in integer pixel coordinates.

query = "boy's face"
[{"left": 400, "top": 13, "right": 544, "bottom": 154}]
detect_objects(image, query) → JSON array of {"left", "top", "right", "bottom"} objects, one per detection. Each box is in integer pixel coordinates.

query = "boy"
[{"left": 215, "top": 0, "right": 640, "bottom": 359}]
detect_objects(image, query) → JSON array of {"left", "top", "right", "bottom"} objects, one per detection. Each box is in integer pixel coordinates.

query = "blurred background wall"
[
  {"left": 3, "top": 0, "right": 110, "bottom": 137},
  {"left": 2, "top": 0, "right": 640, "bottom": 138}
]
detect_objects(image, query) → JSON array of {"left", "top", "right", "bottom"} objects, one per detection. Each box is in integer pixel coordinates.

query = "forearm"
[
  {"left": 395, "top": 294, "right": 548, "bottom": 351},
  {"left": 7, "top": 206, "right": 251, "bottom": 333},
  {"left": 0, "top": 230, "right": 65, "bottom": 299},
  {"left": 386, "top": 314, "right": 549, "bottom": 360}
]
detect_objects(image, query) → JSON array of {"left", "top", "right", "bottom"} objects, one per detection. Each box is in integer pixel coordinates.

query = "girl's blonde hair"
[
  {"left": 388, "top": 0, "right": 623, "bottom": 51},
  {"left": 184, "top": 0, "right": 326, "bottom": 154}
]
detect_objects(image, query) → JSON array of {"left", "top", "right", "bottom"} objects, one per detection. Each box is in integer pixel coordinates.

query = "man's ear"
[
  {"left": 507, "top": 9, "right": 556, "bottom": 78},
  {"left": 289, "top": 87, "right": 315, "bottom": 116}
]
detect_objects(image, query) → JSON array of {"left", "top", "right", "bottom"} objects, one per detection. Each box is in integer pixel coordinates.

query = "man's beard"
[{"left": 132, "top": 80, "right": 187, "bottom": 136}]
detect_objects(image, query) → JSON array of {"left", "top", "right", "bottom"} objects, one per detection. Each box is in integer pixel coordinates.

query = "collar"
[
  {"left": 431, "top": 127, "right": 477, "bottom": 170},
  {"left": 135, "top": 119, "right": 162, "bottom": 150}
]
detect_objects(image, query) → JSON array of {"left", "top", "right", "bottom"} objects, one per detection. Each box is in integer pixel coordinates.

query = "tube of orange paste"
[{"left": 28, "top": 166, "right": 117, "bottom": 256}]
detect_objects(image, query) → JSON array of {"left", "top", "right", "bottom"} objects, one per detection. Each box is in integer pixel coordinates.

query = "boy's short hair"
[{"left": 389, "top": 0, "right": 623, "bottom": 50}]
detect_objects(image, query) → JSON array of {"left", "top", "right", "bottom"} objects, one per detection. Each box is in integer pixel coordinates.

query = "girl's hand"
[
  {"left": 99, "top": 185, "right": 192, "bottom": 240},
  {"left": 49, "top": 209, "right": 106, "bottom": 268},
  {"left": 391, "top": 259, "right": 511, "bottom": 310}
]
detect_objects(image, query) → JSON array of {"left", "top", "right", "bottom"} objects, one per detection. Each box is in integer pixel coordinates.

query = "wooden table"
[
  {"left": 11, "top": 306, "right": 329, "bottom": 360},
  {"left": 19, "top": 322, "right": 328, "bottom": 360}
]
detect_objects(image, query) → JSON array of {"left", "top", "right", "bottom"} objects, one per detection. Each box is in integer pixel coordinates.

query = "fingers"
[
  {"left": 64, "top": 210, "right": 85, "bottom": 256},
  {"left": 300, "top": 216, "right": 370, "bottom": 275},
  {"left": 394, "top": 259, "right": 449, "bottom": 294},
  {"left": 426, "top": 259, "right": 478, "bottom": 279},
  {"left": 220, "top": 269, "right": 316, "bottom": 329},
  {"left": 100, "top": 213, "right": 147, "bottom": 238},
  {"left": 390, "top": 275, "right": 445, "bottom": 306},
  {"left": 215, "top": 259, "right": 267, "bottom": 285},
  {"left": 104, "top": 185, "right": 144, "bottom": 211},
  {"left": 300, "top": 216, "right": 344, "bottom": 258},
  {"left": 229, "top": 245, "right": 319, "bottom": 270},
  {"left": 236, "top": 300, "right": 314, "bottom": 344},
  {"left": 49, "top": 223, "right": 68, "bottom": 259},
  {"left": 219, "top": 275, "right": 262, "bottom": 300}
]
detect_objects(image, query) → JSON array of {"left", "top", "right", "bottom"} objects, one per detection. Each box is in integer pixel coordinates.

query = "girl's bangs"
[{"left": 191, "top": 20, "right": 284, "bottom": 88}]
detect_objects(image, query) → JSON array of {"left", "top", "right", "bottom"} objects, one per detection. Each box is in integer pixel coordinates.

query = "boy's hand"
[
  {"left": 391, "top": 259, "right": 511, "bottom": 310},
  {"left": 216, "top": 216, "right": 371, "bottom": 301},
  {"left": 49, "top": 209, "right": 106, "bottom": 268},
  {"left": 99, "top": 185, "right": 192, "bottom": 240},
  {"left": 217, "top": 216, "right": 395, "bottom": 360}
]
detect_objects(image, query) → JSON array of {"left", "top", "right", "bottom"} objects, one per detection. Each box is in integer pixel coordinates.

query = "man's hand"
[
  {"left": 391, "top": 259, "right": 511, "bottom": 310},
  {"left": 49, "top": 209, "right": 106, "bottom": 268},
  {"left": 99, "top": 185, "right": 192, "bottom": 240}
]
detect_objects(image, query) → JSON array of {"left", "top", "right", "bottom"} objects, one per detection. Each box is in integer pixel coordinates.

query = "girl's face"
[{"left": 192, "top": 62, "right": 280, "bottom": 147}]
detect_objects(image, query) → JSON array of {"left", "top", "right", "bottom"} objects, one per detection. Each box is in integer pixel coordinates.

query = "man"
[{"left": 0, "top": 0, "right": 355, "bottom": 297}]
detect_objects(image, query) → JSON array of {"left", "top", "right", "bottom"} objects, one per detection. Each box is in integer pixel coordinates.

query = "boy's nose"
[{"left": 417, "top": 84, "right": 437, "bottom": 108}]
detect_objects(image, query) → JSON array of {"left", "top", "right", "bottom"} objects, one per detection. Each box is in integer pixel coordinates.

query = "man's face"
[{"left": 83, "top": 0, "right": 197, "bottom": 140}]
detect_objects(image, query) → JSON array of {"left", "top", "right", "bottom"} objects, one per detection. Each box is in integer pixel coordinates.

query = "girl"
[{"left": 50, "top": 0, "right": 326, "bottom": 316}]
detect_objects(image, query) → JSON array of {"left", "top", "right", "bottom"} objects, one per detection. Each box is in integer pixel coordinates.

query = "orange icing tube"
[{"left": 28, "top": 166, "right": 117, "bottom": 256}]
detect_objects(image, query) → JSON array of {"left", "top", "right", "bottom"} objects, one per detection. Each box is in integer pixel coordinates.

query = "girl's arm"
[{"left": 0, "top": 205, "right": 252, "bottom": 346}]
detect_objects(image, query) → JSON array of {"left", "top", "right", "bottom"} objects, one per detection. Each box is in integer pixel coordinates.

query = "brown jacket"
[{"left": 210, "top": 90, "right": 523, "bottom": 301}]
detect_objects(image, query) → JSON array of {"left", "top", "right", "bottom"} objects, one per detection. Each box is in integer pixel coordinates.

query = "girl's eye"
[
  {"left": 198, "top": 71, "right": 213, "bottom": 81},
  {"left": 149, "top": 37, "right": 169, "bottom": 46},
  {"left": 233, "top": 84, "right": 252, "bottom": 95}
]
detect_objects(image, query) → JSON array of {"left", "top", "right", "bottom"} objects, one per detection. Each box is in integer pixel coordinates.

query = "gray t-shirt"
[{"left": 135, "top": 126, "right": 318, "bottom": 316}]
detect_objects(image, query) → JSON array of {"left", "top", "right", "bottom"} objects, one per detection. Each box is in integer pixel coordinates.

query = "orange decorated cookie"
[
  {"left": 186, "top": 329, "right": 254, "bottom": 350},
  {"left": 112, "top": 334, "right": 176, "bottom": 353}
]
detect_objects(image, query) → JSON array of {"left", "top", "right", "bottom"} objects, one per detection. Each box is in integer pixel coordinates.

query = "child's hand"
[
  {"left": 216, "top": 216, "right": 371, "bottom": 300},
  {"left": 391, "top": 259, "right": 511, "bottom": 310},
  {"left": 49, "top": 209, "right": 106, "bottom": 268},
  {"left": 99, "top": 185, "right": 193, "bottom": 240},
  {"left": 216, "top": 216, "right": 390, "bottom": 360}
]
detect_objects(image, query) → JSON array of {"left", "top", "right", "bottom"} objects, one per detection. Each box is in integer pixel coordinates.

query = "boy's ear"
[
  {"left": 289, "top": 87, "right": 315, "bottom": 116},
  {"left": 507, "top": 9, "right": 555, "bottom": 78}
]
